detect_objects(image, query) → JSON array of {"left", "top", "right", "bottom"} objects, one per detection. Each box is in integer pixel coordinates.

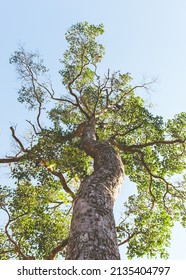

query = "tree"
[{"left": 0, "top": 22, "right": 186, "bottom": 260}]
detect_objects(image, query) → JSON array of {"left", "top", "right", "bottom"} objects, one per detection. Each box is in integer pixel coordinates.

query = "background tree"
[{"left": 0, "top": 22, "right": 186, "bottom": 260}]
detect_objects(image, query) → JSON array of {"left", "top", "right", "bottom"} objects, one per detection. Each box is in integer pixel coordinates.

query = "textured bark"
[{"left": 66, "top": 122, "right": 124, "bottom": 259}]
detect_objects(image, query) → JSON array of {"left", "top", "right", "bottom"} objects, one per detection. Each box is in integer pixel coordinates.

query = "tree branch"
[
  {"left": 68, "top": 84, "right": 90, "bottom": 119},
  {"left": 3, "top": 207, "right": 35, "bottom": 260},
  {"left": 45, "top": 237, "right": 69, "bottom": 260},
  {"left": 110, "top": 138, "right": 185, "bottom": 153},
  {"left": 50, "top": 170, "right": 75, "bottom": 198},
  {"left": 39, "top": 161, "right": 75, "bottom": 198},
  {"left": 0, "top": 122, "right": 86, "bottom": 165},
  {"left": 65, "top": 48, "right": 91, "bottom": 119},
  {"left": 34, "top": 79, "right": 78, "bottom": 107},
  {"left": 26, "top": 120, "right": 39, "bottom": 135},
  {"left": 0, "top": 154, "right": 26, "bottom": 164},
  {"left": 10, "top": 126, "right": 28, "bottom": 152},
  {"left": 109, "top": 123, "right": 144, "bottom": 139},
  {"left": 118, "top": 231, "right": 139, "bottom": 247},
  {"left": 124, "top": 138, "right": 185, "bottom": 151}
]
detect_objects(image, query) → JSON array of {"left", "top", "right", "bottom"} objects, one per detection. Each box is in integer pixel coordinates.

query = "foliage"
[
  {"left": 0, "top": 179, "right": 71, "bottom": 259},
  {"left": 0, "top": 22, "right": 186, "bottom": 259}
]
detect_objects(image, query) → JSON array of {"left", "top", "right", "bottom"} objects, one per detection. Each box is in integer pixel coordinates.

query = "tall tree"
[{"left": 0, "top": 22, "right": 186, "bottom": 260}]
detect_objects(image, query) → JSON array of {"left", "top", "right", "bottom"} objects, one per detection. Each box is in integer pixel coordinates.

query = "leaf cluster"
[{"left": 0, "top": 180, "right": 71, "bottom": 259}]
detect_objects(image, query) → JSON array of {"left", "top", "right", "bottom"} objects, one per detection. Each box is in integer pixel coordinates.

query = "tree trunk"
[{"left": 66, "top": 121, "right": 124, "bottom": 259}]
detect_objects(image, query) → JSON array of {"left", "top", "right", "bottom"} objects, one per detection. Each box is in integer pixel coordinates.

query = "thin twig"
[{"left": 10, "top": 127, "right": 28, "bottom": 152}]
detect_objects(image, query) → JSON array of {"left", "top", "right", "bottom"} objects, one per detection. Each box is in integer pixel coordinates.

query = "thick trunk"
[{"left": 66, "top": 122, "right": 124, "bottom": 259}]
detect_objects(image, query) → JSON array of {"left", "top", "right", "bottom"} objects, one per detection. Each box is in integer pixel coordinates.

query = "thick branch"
[
  {"left": 39, "top": 160, "right": 74, "bottom": 198},
  {"left": 45, "top": 237, "right": 69, "bottom": 260},
  {"left": 110, "top": 138, "right": 185, "bottom": 153},
  {"left": 118, "top": 231, "right": 140, "bottom": 247},
  {"left": 0, "top": 154, "right": 26, "bottom": 164},
  {"left": 47, "top": 169, "right": 74, "bottom": 198},
  {"left": 0, "top": 122, "right": 86, "bottom": 165}
]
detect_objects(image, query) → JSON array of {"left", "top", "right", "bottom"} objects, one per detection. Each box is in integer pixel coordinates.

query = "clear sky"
[{"left": 0, "top": 0, "right": 186, "bottom": 259}]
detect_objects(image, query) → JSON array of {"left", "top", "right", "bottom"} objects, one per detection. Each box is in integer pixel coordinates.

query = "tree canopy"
[{"left": 0, "top": 22, "right": 186, "bottom": 260}]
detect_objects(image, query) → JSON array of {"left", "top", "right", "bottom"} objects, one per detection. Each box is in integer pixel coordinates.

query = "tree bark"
[{"left": 66, "top": 121, "right": 124, "bottom": 259}]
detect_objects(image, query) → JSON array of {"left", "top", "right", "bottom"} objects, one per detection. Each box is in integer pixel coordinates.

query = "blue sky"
[{"left": 0, "top": 0, "right": 186, "bottom": 259}]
